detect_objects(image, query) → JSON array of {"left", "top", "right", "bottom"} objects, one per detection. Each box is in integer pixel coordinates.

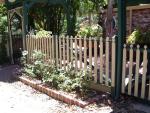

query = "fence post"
[{"left": 114, "top": 0, "right": 126, "bottom": 99}]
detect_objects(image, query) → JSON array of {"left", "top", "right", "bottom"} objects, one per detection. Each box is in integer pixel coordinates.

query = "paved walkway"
[{"left": 0, "top": 65, "right": 149, "bottom": 113}]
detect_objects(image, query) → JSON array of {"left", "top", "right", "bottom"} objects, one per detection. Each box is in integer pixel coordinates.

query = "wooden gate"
[
  {"left": 12, "top": 34, "right": 23, "bottom": 63},
  {"left": 121, "top": 44, "right": 150, "bottom": 101}
]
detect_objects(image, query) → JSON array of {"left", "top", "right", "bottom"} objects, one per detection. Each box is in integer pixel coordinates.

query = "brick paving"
[{"left": 0, "top": 65, "right": 149, "bottom": 113}]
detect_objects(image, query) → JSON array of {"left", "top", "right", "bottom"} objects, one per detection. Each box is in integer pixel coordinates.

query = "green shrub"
[
  {"left": 127, "top": 28, "right": 150, "bottom": 45},
  {"left": 22, "top": 50, "right": 92, "bottom": 95},
  {"left": 77, "top": 25, "right": 102, "bottom": 37},
  {"left": 36, "top": 30, "right": 52, "bottom": 38}
]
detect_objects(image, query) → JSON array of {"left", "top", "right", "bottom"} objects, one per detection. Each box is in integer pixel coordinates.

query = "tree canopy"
[{"left": 0, "top": 4, "right": 7, "bottom": 33}]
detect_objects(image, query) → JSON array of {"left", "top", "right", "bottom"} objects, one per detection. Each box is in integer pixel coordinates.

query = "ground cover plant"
[{"left": 22, "top": 50, "right": 92, "bottom": 97}]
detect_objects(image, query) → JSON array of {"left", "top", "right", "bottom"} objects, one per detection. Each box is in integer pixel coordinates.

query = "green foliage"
[
  {"left": 0, "top": 4, "right": 7, "bottom": 33},
  {"left": 127, "top": 29, "right": 150, "bottom": 45},
  {"left": 77, "top": 24, "right": 102, "bottom": 37},
  {"left": 43, "top": 64, "right": 92, "bottom": 94},
  {"left": 22, "top": 50, "right": 47, "bottom": 79},
  {"left": 75, "top": 0, "right": 107, "bottom": 14},
  {"left": 22, "top": 50, "right": 92, "bottom": 95},
  {"left": 36, "top": 30, "right": 52, "bottom": 38}
]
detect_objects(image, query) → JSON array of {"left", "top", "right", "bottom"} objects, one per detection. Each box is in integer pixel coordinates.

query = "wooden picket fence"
[
  {"left": 25, "top": 35, "right": 150, "bottom": 101},
  {"left": 122, "top": 44, "right": 150, "bottom": 101},
  {"left": 25, "top": 35, "right": 116, "bottom": 92}
]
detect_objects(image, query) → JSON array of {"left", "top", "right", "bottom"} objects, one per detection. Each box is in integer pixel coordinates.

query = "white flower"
[{"left": 22, "top": 50, "right": 28, "bottom": 56}]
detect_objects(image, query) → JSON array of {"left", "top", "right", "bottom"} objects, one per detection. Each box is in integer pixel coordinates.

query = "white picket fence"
[
  {"left": 121, "top": 44, "right": 150, "bottom": 100},
  {"left": 25, "top": 35, "right": 150, "bottom": 101},
  {"left": 26, "top": 35, "right": 116, "bottom": 91}
]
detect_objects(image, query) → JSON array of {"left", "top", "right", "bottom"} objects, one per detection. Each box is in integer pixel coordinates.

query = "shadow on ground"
[{"left": 0, "top": 65, "right": 20, "bottom": 83}]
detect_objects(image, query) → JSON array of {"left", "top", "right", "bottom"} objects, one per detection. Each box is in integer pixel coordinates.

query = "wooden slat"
[
  {"left": 52, "top": 36, "right": 55, "bottom": 63},
  {"left": 39, "top": 38, "right": 42, "bottom": 52},
  {"left": 50, "top": 36, "right": 53, "bottom": 63},
  {"left": 44, "top": 38, "right": 47, "bottom": 60},
  {"left": 63, "top": 36, "right": 66, "bottom": 70},
  {"left": 46, "top": 37, "right": 49, "bottom": 61},
  {"left": 134, "top": 45, "right": 140, "bottom": 97},
  {"left": 30, "top": 36, "right": 34, "bottom": 62},
  {"left": 26, "top": 36, "right": 29, "bottom": 63},
  {"left": 56, "top": 36, "right": 59, "bottom": 67},
  {"left": 33, "top": 36, "right": 36, "bottom": 51},
  {"left": 42, "top": 38, "right": 45, "bottom": 59},
  {"left": 128, "top": 45, "right": 133, "bottom": 95},
  {"left": 84, "top": 36, "right": 87, "bottom": 70},
  {"left": 70, "top": 36, "right": 73, "bottom": 64},
  {"left": 105, "top": 37, "right": 109, "bottom": 86},
  {"left": 59, "top": 36, "right": 62, "bottom": 68},
  {"left": 28, "top": 36, "right": 31, "bottom": 62},
  {"left": 66, "top": 36, "right": 69, "bottom": 65},
  {"left": 75, "top": 36, "right": 78, "bottom": 70},
  {"left": 89, "top": 37, "right": 92, "bottom": 77},
  {"left": 141, "top": 46, "right": 148, "bottom": 99},
  {"left": 79, "top": 37, "right": 82, "bottom": 68},
  {"left": 48, "top": 37, "right": 51, "bottom": 60},
  {"left": 121, "top": 44, "right": 127, "bottom": 93},
  {"left": 94, "top": 38, "right": 98, "bottom": 83},
  {"left": 111, "top": 37, "right": 116, "bottom": 87},
  {"left": 100, "top": 38, "right": 103, "bottom": 84}
]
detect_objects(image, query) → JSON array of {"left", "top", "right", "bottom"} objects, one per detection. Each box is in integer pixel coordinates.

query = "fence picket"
[
  {"left": 141, "top": 46, "right": 148, "bottom": 99},
  {"left": 67, "top": 36, "right": 69, "bottom": 65},
  {"left": 89, "top": 37, "right": 92, "bottom": 77},
  {"left": 111, "top": 37, "right": 116, "bottom": 87},
  {"left": 128, "top": 45, "right": 133, "bottom": 95},
  {"left": 30, "top": 36, "right": 34, "bottom": 61},
  {"left": 63, "top": 36, "right": 66, "bottom": 70},
  {"left": 26, "top": 36, "right": 29, "bottom": 63},
  {"left": 70, "top": 36, "right": 73, "bottom": 64},
  {"left": 44, "top": 37, "right": 47, "bottom": 60},
  {"left": 49, "top": 37, "right": 52, "bottom": 62},
  {"left": 56, "top": 36, "right": 59, "bottom": 67},
  {"left": 52, "top": 36, "right": 55, "bottom": 63},
  {"left": 105, "top": 37, "right": 109, "bottom": 86},
  {"left": 100, "top": 38, "right": 103, "bottom": 84},
  {"left": 79, "top": 37, "right": 82, "bottom": 68},
  {"left": 59, "top": 36, "right": 62, "bottom": 68},
  {"left": 94, "top": 38, "right": 98, "bottom": 83},
  {"left": 122, "top": 44, "right": 127, "bottom": 93},
  {"left": 41, "top": 37, "right": 45, "bottom": 60},
  {"left": 46, "top": 38, "right": 49, "bottom": 60},
  {"left": 134, "top": 45, "right": 140, "bottom": 97},
  {"left": 84, "top": 36, "right": 87, "bottom": 70},
  {"left": 75, "top": 36, "right": 78, "bottom": 70}
]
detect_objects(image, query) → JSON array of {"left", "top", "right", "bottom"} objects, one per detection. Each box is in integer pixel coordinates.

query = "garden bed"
[{"left": 17, "top": 75, "right": 105, "bottom": 108}]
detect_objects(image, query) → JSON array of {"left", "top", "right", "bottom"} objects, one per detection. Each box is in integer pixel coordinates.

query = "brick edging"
[{"left": 17, "top": 76, "right": 93, "bottom": 108}]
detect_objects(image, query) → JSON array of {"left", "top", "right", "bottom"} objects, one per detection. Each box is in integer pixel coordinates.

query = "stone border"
[{"left": 17, "top": 76, "right": 99, "bottom": 108}]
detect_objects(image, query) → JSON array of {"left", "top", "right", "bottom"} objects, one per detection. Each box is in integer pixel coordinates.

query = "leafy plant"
[
  {"left": 77, "top": 24, "right": 102, "bottom": 37},
  {"left": 127, "top": 28, "right": 150, "bottom": 45},
  {"left": 36, "top": 30, "right": 52, "bottom": 38},
  {"left": 22, "top": 50, "right": 92, "bottom": 95},
  {"left": 22, "top": 50, "right": 49, "bottom": 79}
]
